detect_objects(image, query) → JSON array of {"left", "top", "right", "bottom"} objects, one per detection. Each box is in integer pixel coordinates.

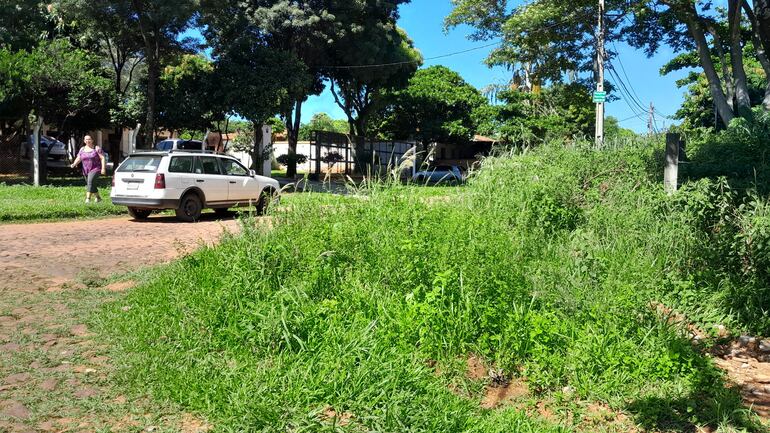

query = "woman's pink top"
[{"left": 78, "top": 146, "right": 103, "bottom": 175}]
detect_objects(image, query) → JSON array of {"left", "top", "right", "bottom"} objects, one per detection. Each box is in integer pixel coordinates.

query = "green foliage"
[
  {"left": 0, "top": 39, "right": 113, "bottom": 130},
  {"left": 276, "top": 153, "right": 307, "bottom": 166},
  {"left": 0, "top": 0, "right": 52, "bottom": 51},
  {"left": 157, "top": 54, "right": 220, "bottom": 132},
  {"left": 665, "top": 43, "right": 769, "bottom": 131},
  {"left": 680, "top": 107, "right": 770, "bottom": 189},
  {"left": 265, "top": 117, "right": 286, "bottom": 135},
  {"left": 298, "top": 112, "right": 349, "bottom": 140},
  {"left": 209, "top": 34, "right": 311, "bottom": 126},
  {"left": 495, "top": 83, "right": 596, "bottom": 146},
  {"left": 445, "top": 0, "right": 620, "bottom": 83},
  {"left": 379, "top": 65, "right": 490, "bottom": 145},
  {"left": 102, "top": 139, "right": 767, "bottom": 431},
  {"left": 326, "top": 12, "right": 422, "bottom": 139}
]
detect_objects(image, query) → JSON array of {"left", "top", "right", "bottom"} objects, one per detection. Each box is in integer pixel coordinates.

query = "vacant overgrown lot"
[{"left": 100, "top": 143, "right": 770, "bottom": 432}]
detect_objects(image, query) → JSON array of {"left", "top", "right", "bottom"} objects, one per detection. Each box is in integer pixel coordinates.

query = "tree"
[
  {"left": 324, "top": 0, "right": 421, "bottom": 147},
  {"left": 379, "top": 66, "right": 489, "bottom": 146},
  {"left": 445, "top": 0, "right": 770, "bottom": 127},
  {"left": 664, "top": 42, "right": 768, "bottom": 130},
  {"left": 157, "top": 54, "right": 220, "bottom": 134},
  {"left": 54, "top": 0, "right": 144, "bottom": 98},
  {"left": 0, "top": 0, "right": 54, "bottom": 51},
  {"left": 494, "top": 82, "right": 596, "bottom": 146},
  {"left": 0, "top": 39, "right": 113, "bottom": 182},
  {"left": 298, "top": 113, "right": 349, "bottom": 140},
  {"left": 208, "top": 35, "right": 309, "bottom": 173},
  {"left": 200, "top": 0, "right": 332, "bottom": 178},
  {"left": 125, "top": 0, "right": 197, "bottom": 146}
]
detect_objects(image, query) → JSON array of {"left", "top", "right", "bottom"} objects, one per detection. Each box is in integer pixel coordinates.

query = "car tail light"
[
  {"left": 111, "top": 176, "right": 115, "bottom": 187},
  {"left": 154, "top": 173, "right": 165, "bottom": 189}
]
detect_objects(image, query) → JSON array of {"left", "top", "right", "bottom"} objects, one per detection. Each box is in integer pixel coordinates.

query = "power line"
[
  {"left": 320, "top": 41, "right": 502, "bottom": 69},
  {"left": 607, "top": 62, "right": 649, "bottom": 114},
  {"left": 607, "top": 65, "right": 647, "bottom": 119},
  {"left": 610, "top": 41, "right": 645, "bottom": 106},
  {"left": 321, "top": 8, "right": 597, "bottom": 70},
  {"left": 616, "top": 113, "right": 646, "bottom": 123}
]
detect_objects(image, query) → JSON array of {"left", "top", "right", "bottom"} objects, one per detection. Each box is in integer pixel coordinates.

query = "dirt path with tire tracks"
[
  {"left": 0, "top": 215, "right": 240, "bottom": 432},
  {"left": 0, "top": 214, "right": 239, "bottom": 292}
]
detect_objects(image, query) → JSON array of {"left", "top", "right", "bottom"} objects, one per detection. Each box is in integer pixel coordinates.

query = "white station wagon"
[{"left": 111, "top": 150, "right": 280, "bottom": 222}]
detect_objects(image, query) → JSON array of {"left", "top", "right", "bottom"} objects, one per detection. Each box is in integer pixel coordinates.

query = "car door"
[
  {"left": 219, "top": 157, "right": 260, "bottom": 202},
  {"left": 196, "top": 156, "right": 229, "bottom": 203}
]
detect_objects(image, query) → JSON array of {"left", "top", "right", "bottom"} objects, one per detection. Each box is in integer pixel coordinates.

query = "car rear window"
[
  {"left": 169, "top": 156, "right": 194, "bottom": 173},
  {"left": 117, "top": 156, "right": 162, "bottom": 172}
]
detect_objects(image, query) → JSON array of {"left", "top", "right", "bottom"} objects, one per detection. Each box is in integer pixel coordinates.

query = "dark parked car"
[
  {"left": 24, "top": 135, "right": 67, "bottom": 160},
  {"left": 155, "top": 139, "right": 205, "bottom": 151}
]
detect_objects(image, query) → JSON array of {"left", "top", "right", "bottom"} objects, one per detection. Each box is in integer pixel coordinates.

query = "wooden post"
[{"left": 664, "top": 133, "right": 679, "bottom": 194}]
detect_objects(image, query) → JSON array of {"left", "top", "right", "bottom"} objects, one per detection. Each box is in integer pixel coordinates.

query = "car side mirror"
[{"left": 249, "top": 169, "right": 257, "bottom": 177}]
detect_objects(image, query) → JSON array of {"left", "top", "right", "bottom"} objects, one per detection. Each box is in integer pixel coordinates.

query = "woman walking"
[{"left": 70, "top": 135, "right": 106, "bottom": 203}]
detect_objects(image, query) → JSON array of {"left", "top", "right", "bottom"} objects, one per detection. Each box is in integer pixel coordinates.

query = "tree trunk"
[
  {"left": 754, "top": 0, "right": 770, "bottom": 48},
  {"left": 729, "top": 0, "right": 752, "bottom": 116},
  {"left": 683, "top": 12, "right": 736, "bottom": 125},
  {"left": 746, "top": 0, "right": 770, "bottom": 109},
  {"left": 353, "top": 117, "right": 368, "bottom": 174},
  {"left": 145, "top": 56, "right": 158, "bottom": 148},
  {"left": 132, "top": 0, "right": 157, "bottom": 148},
  {"left": 252, "top": 120, "right": 261, "bottom": 172},
  {"left": 112, "top": 127, "right": 123, "bottom": 166},
  {"left": 707, "top": 24, "right": 735, "bottom": 109},
  {"left": 284, "top": 100, "right": 303, "bottom": 178}
]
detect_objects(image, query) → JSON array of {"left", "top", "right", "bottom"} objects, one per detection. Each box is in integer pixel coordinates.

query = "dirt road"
[
  {"left": 0, "top": 215, "right": 240, "bottom": 292},
  {"left": 0, "top": 215, "right": 240, "bottom": 432}
]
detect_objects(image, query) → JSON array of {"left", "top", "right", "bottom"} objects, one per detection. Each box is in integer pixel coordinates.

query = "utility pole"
[
  {"left": 648, "top": 102, "right": 654, "bottom": 135},
  {"left": 595, "top": 0, "right": 605, "bottom": 146}
]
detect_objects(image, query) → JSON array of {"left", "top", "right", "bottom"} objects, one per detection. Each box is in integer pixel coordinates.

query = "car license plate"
[{"left": 127, "top": 182, "right": 139, "bottom": 190}]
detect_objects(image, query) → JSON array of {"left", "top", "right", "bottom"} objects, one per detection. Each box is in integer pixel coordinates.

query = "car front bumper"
[{"left": 110, "top": 197, "right": 180, "bottom": 209}]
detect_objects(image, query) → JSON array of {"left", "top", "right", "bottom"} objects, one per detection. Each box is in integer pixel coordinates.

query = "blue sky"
[{"left": 302, "top": 1, "right": 695, "bottom": 133}]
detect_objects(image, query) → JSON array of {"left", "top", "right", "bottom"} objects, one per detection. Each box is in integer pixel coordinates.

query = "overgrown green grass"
[
  {"left": 0, "top": 178, "right": 125, "bottom": 222},
  {"left": 100, "top": 143, "right": 769, "bottom": 432}
]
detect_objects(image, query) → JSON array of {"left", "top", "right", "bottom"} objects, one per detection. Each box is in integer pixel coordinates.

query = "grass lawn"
[{"left": 0, "top": 177, "right": 126, "bottom": 223}]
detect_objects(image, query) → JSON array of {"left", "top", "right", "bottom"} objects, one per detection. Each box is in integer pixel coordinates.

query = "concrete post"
[
  {"left": 664, "top": 133, "right": 680, "bottom": 194},
  {"left": 32, "top": 115, "right": 42, "bottom": 186}
]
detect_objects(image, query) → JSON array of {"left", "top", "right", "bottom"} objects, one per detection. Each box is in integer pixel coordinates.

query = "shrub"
[{"left": 276, "top": 153, "right": 307, "bottom": 166}]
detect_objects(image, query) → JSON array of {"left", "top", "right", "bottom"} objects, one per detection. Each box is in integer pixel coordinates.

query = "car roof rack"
[{"left": 168, "top": 149, "right": 218, "bottom": 154}]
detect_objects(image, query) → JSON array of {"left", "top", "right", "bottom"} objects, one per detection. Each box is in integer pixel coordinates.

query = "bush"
[{"left": 276, "top": 153, "right": 307, "bottom": 166}]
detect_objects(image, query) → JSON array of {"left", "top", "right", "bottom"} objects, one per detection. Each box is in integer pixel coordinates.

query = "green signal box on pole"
[{"left": 593, "top": 91, "right": 607, "bottom": 103}]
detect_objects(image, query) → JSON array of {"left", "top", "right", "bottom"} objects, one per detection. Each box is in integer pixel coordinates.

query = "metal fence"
[
  {"left": 0, "top": 131, "right": 32, "bottom": 183},
  {"left": 0, "top": 130, "right": 79, "bottom": 184},
  {"left": 309, "top": 130, "right": 415, "bottom": 177}
]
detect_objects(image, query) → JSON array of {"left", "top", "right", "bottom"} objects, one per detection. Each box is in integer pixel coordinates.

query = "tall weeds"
[{"left": 100, "top": 140, "right": 768, "bottom": 431}]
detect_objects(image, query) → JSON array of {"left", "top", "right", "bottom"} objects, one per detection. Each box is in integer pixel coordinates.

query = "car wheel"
[
  {"left": 255, "top": 188, "right": 277, "bottom": 216},
  {"left": 175, "top": 193, "right": 202, "bottom": 222},
  {"left": 127, "top": 207, "right": 151, "bottom": 221}
]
